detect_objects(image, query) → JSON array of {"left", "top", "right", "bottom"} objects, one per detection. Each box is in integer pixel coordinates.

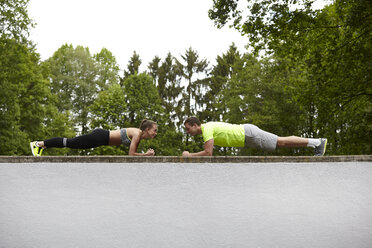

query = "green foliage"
[
  {"left": 94, "top": 48, "right": 120, "bottom": 91},
  {"left": 0, "top": 0, "right": 34, "bottom": 41},
  {"left": 123, "top": 51, "right": 141, "bottom": 80},
  {"left": 89, "top": 83, "right": 128, "bottom": 155},
  {"left": 201, "top": 43, "right": 242, "bottom": 123},
  {"left": 209, "top": 0, "right": 372, "bottom": 154},
  {"left": 90, "top": 83, "right": 127, "bottom": 130},
  {"left": 0, "top": 39, "right": 36, "bottom": 154},
  {"left": 148, "top": 53, "right": 183, "bottom": 127},
  {"left": 123, "top": 73, "right": 163, "bottom": 126},
  {"left": 88, "top": 82, "right": 132, "bottom": 155},
  {"left": 40, "top": 109, "right": 76, "bottom": 156},
  {"left": 209, "top": 0, "right": 318, "bottom": 54},
  {"left": 0, "top": 38, "right": 73, "bottom": 155},
  {"left": 46, "top": 44, "right": 99, "bottom": 134},
  {"left": 176, "top": 47, "right": 209, "bottom": 118}
]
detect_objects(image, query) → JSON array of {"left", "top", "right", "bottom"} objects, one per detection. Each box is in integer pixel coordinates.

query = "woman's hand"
[{"left": 145, "top": 148, "right": 155, "bottom": 156}]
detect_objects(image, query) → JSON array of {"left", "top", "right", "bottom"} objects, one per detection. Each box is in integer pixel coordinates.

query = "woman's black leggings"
[{"left": 43, "top": 129, "right": 110, "bottom": 149}]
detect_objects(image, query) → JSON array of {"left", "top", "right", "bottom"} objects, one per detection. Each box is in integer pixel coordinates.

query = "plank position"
[
  {"left": 30, "top": 120, "right": 157, "bottom": 156},
  {"left": 182, "top": 117, "right": 327, "bottom": 156}
]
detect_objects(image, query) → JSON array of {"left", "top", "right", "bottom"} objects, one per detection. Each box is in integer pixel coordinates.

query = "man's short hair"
[{"left": 184, "top": 116, "right": 201, "bottom": 126}]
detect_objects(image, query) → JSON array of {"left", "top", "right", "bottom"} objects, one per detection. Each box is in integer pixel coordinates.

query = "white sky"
[
  {"left": 28, "top": 0, "right": 248, "bottom": 72},
  {"left": 28, "top": 0, "right": 329, "bottom": 73}
]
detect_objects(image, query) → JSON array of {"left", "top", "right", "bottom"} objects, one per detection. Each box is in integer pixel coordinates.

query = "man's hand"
[
  {"left": 182, "top": 151, "right": 190, "bottom": 156},
  {"left": 181, "top": 139, "right": 214, "bottom": 157}
]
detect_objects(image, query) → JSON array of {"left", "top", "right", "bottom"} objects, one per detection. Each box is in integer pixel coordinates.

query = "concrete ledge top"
[{"left": 0, "top": 155, "right": 371, "bottom": 163}]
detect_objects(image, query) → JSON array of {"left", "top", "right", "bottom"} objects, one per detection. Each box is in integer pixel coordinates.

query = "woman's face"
[{"left": 145, "top": 124, "right": 158, "bottom": 138}]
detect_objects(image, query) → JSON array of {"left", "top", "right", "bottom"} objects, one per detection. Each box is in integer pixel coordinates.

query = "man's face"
[{"left": 184, "top": 123, "right": 199, "bottom": 136}]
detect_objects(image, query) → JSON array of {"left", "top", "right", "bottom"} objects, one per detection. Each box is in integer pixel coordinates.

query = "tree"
[
  {"left": 123, "top": 73, "right": 184, "bottom": 155},
  {"left": 202, "top": 43, "right": 242, "bottom": 122},
  {"left": 88, "top": 82, "right": 128, "bottom": 155},
  {"left": 174, "top": 48, "right": 209, "bottom": 149},
  {"left": 149, "top": 53, "right": 183, "bottom": 127},
  {"left": 123, "top": 73, "right": 163, "bottom": 126},
  {"left": 90, "top": 83, "right": 127, "bottom": 130},
  {"left": 0, "top": 0, "right": 75, "bottom": 155},
  {"left": 0, "top": 38, "right": 76, "bottom": 155},
  {"left": 46, "top": 44, "right": 99, "bottom": 134},
  {"left": 176, "top": 48, "right": 209, "bottom": 118},
  {"left": 123, "top": 51, "right": 141, "bottom": 80},
  {"left": 209, "top": 0, "right": 372, "bottom": 154},
  {"left": 94, "top": 48, "right": 120, "bottom": 91},
  {"left": 148, "top": 55, "right": 161, "bottom": 86},
  {"left": 0, "top": 39, "right": 35, "bottom": 154},
  {"left": 209, "top": 0, "right": 319, "bottom": 54},
  {"left": 0, "top": 0, "right": 34, "bottom": 42}
]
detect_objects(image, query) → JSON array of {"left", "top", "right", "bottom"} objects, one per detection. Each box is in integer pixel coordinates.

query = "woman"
[{"left": 30, "top": 120, "right": 157, "bottom": 156}]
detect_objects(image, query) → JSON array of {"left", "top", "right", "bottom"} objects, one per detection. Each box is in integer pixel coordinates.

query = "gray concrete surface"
[
  {"left": 1, "top": 155, "right": 371, "bottom": 163},
  {"left": 0, "top": 162, "right": 371, "bottom": 248}
]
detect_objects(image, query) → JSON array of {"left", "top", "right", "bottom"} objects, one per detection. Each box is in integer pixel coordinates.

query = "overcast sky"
[
  {"left": 28, "top": 0, "right": 249, "bottom": 72},
  {"left": 28, "top": 0, "right": 329, "bottom": 73}
]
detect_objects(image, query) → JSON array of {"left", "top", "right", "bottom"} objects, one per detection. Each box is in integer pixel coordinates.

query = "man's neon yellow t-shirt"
[{"left": 201, "top": 122, "right": 245, "bottom": 147}]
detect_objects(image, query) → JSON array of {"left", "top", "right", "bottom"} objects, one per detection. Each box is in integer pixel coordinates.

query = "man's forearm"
[{"left": 189, "top": 150, "right": 212, "bottom": 156}]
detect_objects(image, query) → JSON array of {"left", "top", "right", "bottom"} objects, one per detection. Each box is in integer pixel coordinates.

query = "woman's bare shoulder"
[{"left": 126, "top": 128, "right": 141, "bottom": 137}]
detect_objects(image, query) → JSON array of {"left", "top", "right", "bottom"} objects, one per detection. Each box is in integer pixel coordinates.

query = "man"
[{"left": 182, "top": 117, "right": 327, "bottom": 156}]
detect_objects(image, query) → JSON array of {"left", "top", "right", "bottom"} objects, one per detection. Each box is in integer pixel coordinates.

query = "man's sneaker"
[
  {"left": 30, "top": 141, "right": 43, "bottom": 156},
  {"left": 314, "top": 138, "right": 327, "bottom": 156}
]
